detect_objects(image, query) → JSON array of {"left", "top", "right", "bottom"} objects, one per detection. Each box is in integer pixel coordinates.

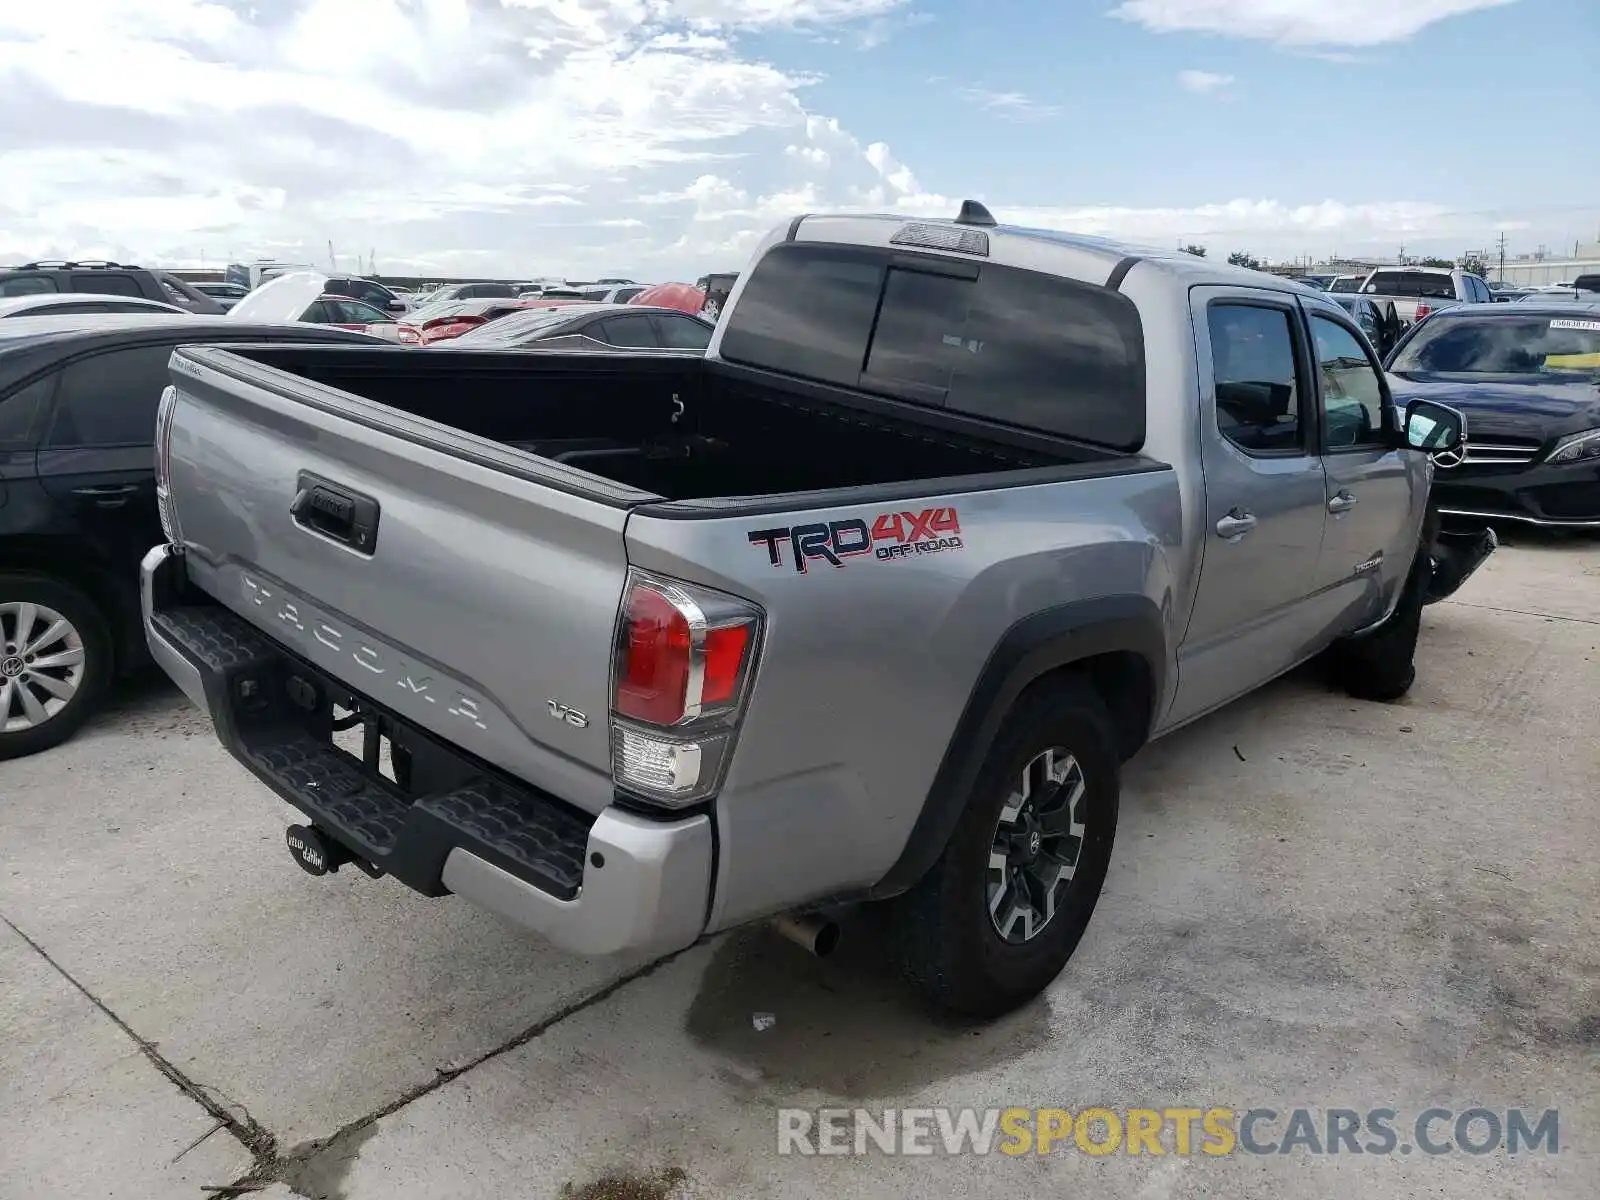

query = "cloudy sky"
[{"left": 0, "top": 0, "right": 1594, "bottom": 279}]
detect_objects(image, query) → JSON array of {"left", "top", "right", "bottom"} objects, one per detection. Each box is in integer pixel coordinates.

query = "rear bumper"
[{"left": 140, "top": 543, "right": 712, "bottom": 957}]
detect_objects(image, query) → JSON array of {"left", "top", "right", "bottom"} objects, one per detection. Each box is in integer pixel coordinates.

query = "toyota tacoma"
[{"left": 141, "top": 203, "right": 1490, "bottom": 1015}]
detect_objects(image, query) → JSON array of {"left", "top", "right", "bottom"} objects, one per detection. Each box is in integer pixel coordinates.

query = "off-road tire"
[
  {"left": 880, "top": 676, "right": 1121, "bottom": 1018},
  {"left": 0, "top": 572, "right": 113, "bottom": 761}
]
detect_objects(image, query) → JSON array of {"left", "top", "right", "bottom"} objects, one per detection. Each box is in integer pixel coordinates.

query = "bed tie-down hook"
[{"left": 670, "top": 392, "right": 684, "bottom": 424}]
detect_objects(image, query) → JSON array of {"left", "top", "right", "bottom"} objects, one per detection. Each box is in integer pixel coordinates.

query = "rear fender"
[{"left": 868, "top": 594, "right": 1167, "bottom": 898}]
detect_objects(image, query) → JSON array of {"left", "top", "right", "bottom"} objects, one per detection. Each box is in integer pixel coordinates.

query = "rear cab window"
[
  {"left": 718, "top": 241, "right": 1147, "bottom": 450},
  {"left": 1364, "top": 271, "right": 1458, "bottom": 300}
]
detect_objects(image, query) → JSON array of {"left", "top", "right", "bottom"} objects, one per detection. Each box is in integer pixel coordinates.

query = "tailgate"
[{"left": 163, "top": 347, "right": 637, "bottom": 815}]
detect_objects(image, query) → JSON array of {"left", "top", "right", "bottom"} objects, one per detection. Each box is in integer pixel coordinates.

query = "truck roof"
[{"left": 786, "top": 209, "right": 1315, "bottom": 297}]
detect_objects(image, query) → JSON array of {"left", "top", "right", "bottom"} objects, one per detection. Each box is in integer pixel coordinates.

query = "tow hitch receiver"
[{"left": 286, "top": 824, "right": 382, "bottom": 878}]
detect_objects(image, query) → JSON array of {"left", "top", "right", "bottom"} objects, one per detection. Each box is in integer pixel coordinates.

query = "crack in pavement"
[
  {"left": 1441, "top": 598, "right": 1600, "bottom": 626},
  {"left": 1, "top": 913, "right": 280, "bottom": 1166},
  {"left": 222, "top": 948, "right": 688, "bottom": 1200}
]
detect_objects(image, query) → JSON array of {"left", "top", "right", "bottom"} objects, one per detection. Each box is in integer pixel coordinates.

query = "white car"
[
  {"left": 226, "top": 271, "right": 400, "bottom": 337},
  {"left": 0, "top": 293, "right": 189, "bottom": 318}
]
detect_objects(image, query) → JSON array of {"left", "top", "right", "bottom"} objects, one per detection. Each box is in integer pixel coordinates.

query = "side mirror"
[
  {"left": 386, "top": 299, "right": 407, "bottom": 312},
  {"left": 1403, "top": 398, "right": 1465, "bottom": 454}
]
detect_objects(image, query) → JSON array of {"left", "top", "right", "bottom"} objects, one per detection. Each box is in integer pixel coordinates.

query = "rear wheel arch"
[{"left": 869, "top": 595, "right": 1167, "bottom": 899}]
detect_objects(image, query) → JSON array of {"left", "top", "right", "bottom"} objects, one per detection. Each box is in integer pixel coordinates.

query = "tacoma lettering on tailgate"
[
  {"left": 241, "top": 574, "right": 488, "bottom": 730},
  {"left": 747, "top": 506, "right": 963, "bottom": 573}
]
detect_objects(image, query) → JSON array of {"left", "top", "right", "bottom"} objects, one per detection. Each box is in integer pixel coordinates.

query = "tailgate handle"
[{"left": 290, "top": 472, "right": 380, "bottom": 554}]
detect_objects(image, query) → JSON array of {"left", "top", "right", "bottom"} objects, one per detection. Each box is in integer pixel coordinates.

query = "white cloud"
[
  {"left": 1177, "top": 69, "right": 1233, "bottom": 93},
  {"left": 1110, "top": 0, "right": 1521, "bottom": 47},
  {"left": 957, "top": 87, "right": 1064, "bottom": 121},
  {"left": 0, "top": 0, "right": 1574, "bottom": 278}
]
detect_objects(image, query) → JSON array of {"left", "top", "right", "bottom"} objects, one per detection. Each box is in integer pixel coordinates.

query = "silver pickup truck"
[
  {"left": 1360, "top": 266, "right": 1495, "bottom": 327},
  {"left": 142, "top": 204, "right": 1491, "bottom": 1016}
]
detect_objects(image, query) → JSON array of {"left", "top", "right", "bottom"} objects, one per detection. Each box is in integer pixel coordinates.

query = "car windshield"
[
  {"left": 1390, "top": 315, "right": 1600, "bottom": 375},
  {"left": 1329, "top": 277, "right": 1362, "bottom": 293},
  {"left": 452, "top": 308, "right": 580, "bottom": 344}
]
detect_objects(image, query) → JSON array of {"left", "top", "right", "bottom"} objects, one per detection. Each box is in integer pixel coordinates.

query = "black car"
[
  {"left": 1, "top": 260, "right": 226, "bottom": 314},
  {"left": 0, "top": 314, "right": 385, "bottom": 759},
  {"left": 1329, "top": 293, "right": 1402, "bottom": 357},
  {"left": 1385, "top": 303, "right": 1600, "bottom": 530},
  {"left": 446, "top": 303, "right": 714, "bottom": 351}
]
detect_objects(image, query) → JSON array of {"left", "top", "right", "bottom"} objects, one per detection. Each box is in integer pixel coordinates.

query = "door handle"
[
  {"left": 1328, "top": 490, "right": 1359, "bottom": 515},
  {"left": 1215, "top": 510, "right": 1257, "bottom": 540},
  {"left": 71, "top": 483, "right": 139, "bottom": 508}
]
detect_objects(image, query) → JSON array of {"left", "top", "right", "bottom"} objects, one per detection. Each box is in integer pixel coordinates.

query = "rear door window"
[
  {"left": 0, "top": 274, "right": 57, "bottom": 296},
  {"left": 719, "top": 242, "right": 1146, "bottom": 449},
  {"left": 0, "top": 374, "right": 57, "bottom": 450},
  {"left": 653, "top": 315, "right": 712, "bottom": 349},
  {"left": 1207, "top": 303, "right": 1305, "bottom": 455},
  {"left": 71, "top": 273, "right": 143, "bottom": 297},
  {"left": 44, "top": 346, "right": 173, "bottom": 447},
  {"left": 596, "top": 315, "right": 660, "bottom": 348}
]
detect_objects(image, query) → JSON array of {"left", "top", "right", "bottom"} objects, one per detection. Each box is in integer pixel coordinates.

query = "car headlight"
[{"left": 1547, "top": 428, "right": 1600, "bottom": 464}]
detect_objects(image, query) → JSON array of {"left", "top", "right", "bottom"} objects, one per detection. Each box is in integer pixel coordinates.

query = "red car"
[
  {"left": 399, "top": 297, "right": 595, "bottom": 346},
  {"left": 627, "top": 282, "right": 707, "bottom": 315}
]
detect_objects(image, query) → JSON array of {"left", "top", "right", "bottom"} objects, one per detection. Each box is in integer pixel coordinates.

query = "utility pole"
[
  {"left": 1497, "top": 231, "right": 1507, "bottom": 282},
  {"left": 1397, "top": 243, "right": 1406, "bottom": 266},
  {"left": 328, "top": 240, "right": 337, "bottom": 271}
]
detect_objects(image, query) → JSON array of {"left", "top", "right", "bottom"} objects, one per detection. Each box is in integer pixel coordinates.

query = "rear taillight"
[
  {"left": 1414, "top": 302, "right": 1432, "bottom": 321},
  {"left": 610, "top": 570, "right": 762, "bottom": 807},
  {"left": 154, "top": 384, "right": 181, "bottom": 543}
]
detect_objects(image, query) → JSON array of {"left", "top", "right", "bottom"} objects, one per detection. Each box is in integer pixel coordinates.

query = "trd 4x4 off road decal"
[{"left": 748, "top": 507, "right": 963, "bottom": 573}]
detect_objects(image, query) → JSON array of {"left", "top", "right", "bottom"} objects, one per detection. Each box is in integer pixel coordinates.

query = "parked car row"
[
  {"left": 137, "top": 206, "right": 1497, "bottom": 1017},
  {"left": 2, "top": 227, "right": 1593, "bottom": 778}
]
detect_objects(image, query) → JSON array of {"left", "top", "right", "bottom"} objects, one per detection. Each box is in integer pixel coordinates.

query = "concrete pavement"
[{"left": 1, "top": 534, "right": 1596, "bottom": 1199}]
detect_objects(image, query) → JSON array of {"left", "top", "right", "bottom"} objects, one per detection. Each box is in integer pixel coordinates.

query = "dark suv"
[
  {"left": 0, "top": 314, "right": 384, "bottom": 759},
  {"left": 1, "top": 261, "right": 225, "bottom": 315},
  {"left": 321, "top": 276, "right": 410, "bottom": 313}
]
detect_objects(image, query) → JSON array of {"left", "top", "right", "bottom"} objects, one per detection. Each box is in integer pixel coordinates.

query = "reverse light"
[
  {"left": 611, "top": 570, "right": 762, "bottom": 807},
  {"left": 1547, "top": 428, "right": 1600, "bottom": 465}
]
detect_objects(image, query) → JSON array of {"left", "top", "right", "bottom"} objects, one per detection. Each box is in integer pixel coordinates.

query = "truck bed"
[{"left": 216, "top": 344, "right": 1119, "bottom": 502}]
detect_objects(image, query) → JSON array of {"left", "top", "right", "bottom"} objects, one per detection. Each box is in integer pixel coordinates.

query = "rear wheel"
[
  {"left": 880, "top": 677, "right": 1120, "bottom": 1018},
  {"left": 0, "top": 573, "right": 112, "bottom": 761}
]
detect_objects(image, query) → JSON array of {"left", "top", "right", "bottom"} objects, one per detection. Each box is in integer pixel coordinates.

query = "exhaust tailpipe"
[{"left": 771, "top": 912, "right": 841, "bottom": 957}]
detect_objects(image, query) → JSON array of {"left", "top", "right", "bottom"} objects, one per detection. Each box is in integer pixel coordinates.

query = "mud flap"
[{"left": 1424, "top": 525, "right": 1498, "bottom": 606}]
